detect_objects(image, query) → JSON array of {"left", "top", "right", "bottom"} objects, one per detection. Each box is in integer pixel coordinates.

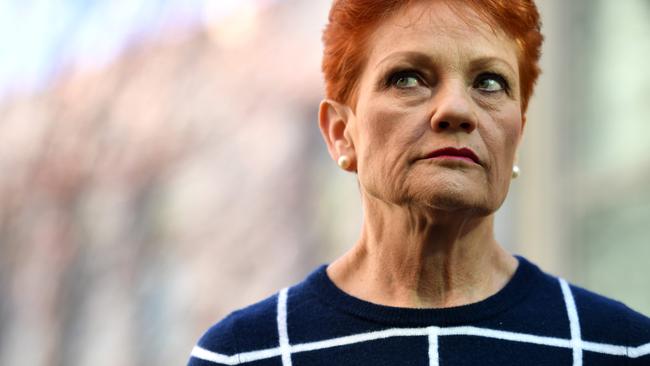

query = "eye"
[
  {"left": 474, "top": 73, "right": 508, "bottom": 93},
  {"left": 387, "top": 70, "right": 424, "bottom": 89}
]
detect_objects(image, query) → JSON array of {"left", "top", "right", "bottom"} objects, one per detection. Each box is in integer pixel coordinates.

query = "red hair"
[{"left": 322, "top": 0, "right": 543, "bottom": 113}]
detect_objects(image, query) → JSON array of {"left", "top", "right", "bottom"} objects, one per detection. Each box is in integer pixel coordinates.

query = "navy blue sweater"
[{"left": 188, "top": 257, "right": 650, "bottom": 365}]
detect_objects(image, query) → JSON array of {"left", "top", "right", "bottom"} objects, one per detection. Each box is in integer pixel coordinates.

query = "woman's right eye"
[{"left": 387, "top": 71, "right": 423, "bottom": 89}]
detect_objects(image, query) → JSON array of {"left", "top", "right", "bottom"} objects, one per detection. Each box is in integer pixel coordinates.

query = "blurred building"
[
  {"left": 0, "top": 1, "right": 338, "bottom": 365},
  {"left": 519, "top": 0, "right": 650, "bottom": 312}
]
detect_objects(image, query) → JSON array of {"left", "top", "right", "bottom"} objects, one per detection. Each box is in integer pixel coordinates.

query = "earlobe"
[{"left": 318, "top": 99, "right": 356, "bottom": 171}]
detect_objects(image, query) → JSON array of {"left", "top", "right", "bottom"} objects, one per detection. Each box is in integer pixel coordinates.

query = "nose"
[{"left": 430, "top": 81, "right": 478, "bottom": 134}]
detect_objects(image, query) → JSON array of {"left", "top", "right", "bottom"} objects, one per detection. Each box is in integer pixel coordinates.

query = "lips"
[{"left": 423, "top": 147, "right": 481, "bottom": 165}]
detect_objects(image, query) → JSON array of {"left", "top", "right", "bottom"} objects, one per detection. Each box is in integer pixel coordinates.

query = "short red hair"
[{"left": 322, "top": 0, "right": 543, "bottom": 113}]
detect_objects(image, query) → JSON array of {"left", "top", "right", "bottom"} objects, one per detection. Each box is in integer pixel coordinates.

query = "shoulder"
[
  {"left": 566, "top": 281, "right": 650, "bottom": 347},
  {"left": 520, "top": 257, "right": 650, "bottom": 345},
  {"left": 188, "top": 291, "right": 282, "bottom": 366},
  {"left": 188, "top": 267, "right": 327, "bottom": 365},
  {"left": 196, "top": 291, "right": 281, "bottom": 350},
  {"left": 517, "top": 257, "right": 650, "bottom": 362}
]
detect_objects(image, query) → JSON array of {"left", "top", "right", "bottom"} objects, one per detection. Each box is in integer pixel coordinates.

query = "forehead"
[{"left": 365, "top": 1, "right": 519, "bottom": 70}]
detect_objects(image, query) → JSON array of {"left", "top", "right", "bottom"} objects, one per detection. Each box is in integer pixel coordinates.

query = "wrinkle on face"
[
  {"left": 326, "top": 1, "right": 524, "bottom": 309},
  {"left": 347, "top": 0, "right": 522, "bottom": 216}
]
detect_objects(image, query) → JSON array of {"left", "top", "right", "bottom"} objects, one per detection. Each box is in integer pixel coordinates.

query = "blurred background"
[{"left": 0, "top": 0, "right": 648, "bottom": 365}]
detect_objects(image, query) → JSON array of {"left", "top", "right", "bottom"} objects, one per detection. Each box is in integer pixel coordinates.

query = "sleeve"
[
  {"left": 625, "top": 305, "right": 650, "bottom": 366},
  {"left": 188, "top": 312, "right": 241, "bottom": 366}
]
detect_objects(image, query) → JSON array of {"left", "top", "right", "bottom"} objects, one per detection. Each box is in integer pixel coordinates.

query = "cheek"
[
  {"left": 356, "top": 99, "right": 428, "bottom": 160},
  {"left": 353, "top": 99, "right": 429, "bottom": 196},
  {"left": 484, "top": 107, "right": 522, "bottom": 179},
  {"left": 502, "top": 109, "right": 523, "bottom": 154}
]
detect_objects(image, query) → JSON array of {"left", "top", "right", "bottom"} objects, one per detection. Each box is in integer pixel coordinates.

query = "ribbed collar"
[{"left": 303, "top": 256, "right": 543, "bottom": 327}]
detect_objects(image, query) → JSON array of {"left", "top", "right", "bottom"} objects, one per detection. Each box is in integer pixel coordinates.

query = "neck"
[{"left": 327, "top": 196, "right": 518, "bottom": 308}]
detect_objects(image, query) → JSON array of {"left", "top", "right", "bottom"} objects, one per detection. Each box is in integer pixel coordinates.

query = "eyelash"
[
  {"left": 385, "top": 69, "right": 426, "bottom": 88},
  {"left": 474, "top": 72, "right": 510, "bottom": 94},
  {"left": 384, "top": 69, "right": 511, "bottom": 95}
]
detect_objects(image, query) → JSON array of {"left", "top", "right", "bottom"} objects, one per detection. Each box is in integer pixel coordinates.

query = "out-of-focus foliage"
[{"left": 0, "top": 1, "right": 336, "bottom": 365}]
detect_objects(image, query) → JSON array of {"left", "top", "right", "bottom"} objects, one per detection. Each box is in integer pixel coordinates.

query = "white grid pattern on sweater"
[
  {"left": 191, "top": 279, "right": 650, "bottom": 365},
  {"left": 276, "top": 288, "right": 293, "bottom": 366},
  {"left": 559, "top": 278, "right": 583, "bottom": 366}
]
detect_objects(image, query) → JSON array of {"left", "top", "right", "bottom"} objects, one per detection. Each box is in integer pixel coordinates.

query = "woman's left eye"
[
  {"left": 387, "top": 71, "right": 423, "bottom": 89},
  {"left": 474, "top": 73, "right": 508, "bottom": 93}
]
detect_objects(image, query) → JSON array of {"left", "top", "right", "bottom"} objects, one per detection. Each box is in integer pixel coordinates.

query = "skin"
[{"left": 318, "top": 0, "right": 526, "bottom": 308}]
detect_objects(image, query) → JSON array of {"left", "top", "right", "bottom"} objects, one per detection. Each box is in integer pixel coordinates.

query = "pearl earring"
[
  {"left": 337, "top": 155, "right": 351, "bottom": 170},
  {"left": 512, "top": 165, "right": 520, "bottom": 179}
]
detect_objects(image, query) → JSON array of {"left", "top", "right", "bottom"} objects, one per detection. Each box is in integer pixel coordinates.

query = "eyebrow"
[
  {"left": 374, "top": 51, "right": 436, "bottom": 70},
  {"left": 374, "top": 51, "right": 517, "bottom": 76},
  {"left": 469, "top": 57, "right": 517, "bottom": 77}
]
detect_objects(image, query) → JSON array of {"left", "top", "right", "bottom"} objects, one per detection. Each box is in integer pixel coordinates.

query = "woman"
[{"left": 188, "top": 0, "right": 650, "bottom": 365}]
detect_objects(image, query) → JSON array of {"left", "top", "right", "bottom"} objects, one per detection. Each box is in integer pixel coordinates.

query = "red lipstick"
[{"left": 424, "top": 147, "right": 481, "bottom": 165}]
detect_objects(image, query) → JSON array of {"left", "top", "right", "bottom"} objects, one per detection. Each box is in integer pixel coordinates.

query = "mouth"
[{"left": 423, "top": 147, "right": 481, "bottom": 165}]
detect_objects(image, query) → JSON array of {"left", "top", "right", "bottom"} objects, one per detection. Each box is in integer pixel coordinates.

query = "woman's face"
[{"left": 347, "top": 1, "right": 524, "bottom": 215}]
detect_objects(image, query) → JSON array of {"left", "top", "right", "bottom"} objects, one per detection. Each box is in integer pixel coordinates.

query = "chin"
[
  {"left": 408, "top": 183, "right": 498, "bottom": 217},
  {"left": 426, "top": 195, "right": 495, "bottom": 217}
]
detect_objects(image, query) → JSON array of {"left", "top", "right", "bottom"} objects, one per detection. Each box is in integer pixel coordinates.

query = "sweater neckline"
[{"left": 304, "top": 255, "right": 542, "bottom": 326}]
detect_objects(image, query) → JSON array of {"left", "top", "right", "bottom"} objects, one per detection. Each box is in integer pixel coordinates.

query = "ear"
[
  {"left": 318, "top": 99, "right": 357, "bottom": 171},
  {"left": 513, "top": 115, "right": 527, "bottom": 167},
  {"left": 514, "top": 114, "right": 527, "bottom": 150}
]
